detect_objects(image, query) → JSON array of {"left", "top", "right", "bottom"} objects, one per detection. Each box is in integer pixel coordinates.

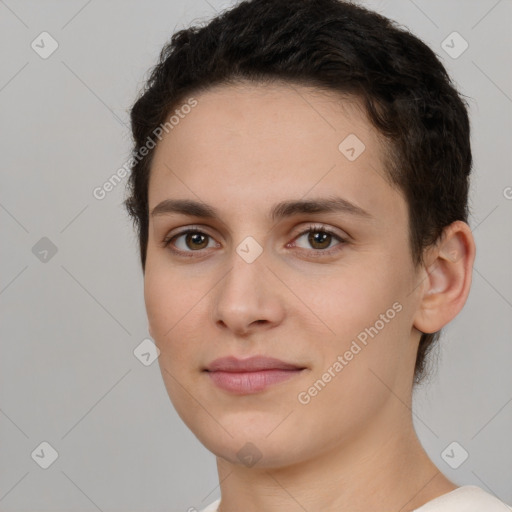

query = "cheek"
[
  {"left": 144, "top": 262, "right": 187, "bottom": 348},
  {"left": 143, "top": 261, "right": 211, "bottom": 366},
  {"left": 144, "top": 264, "right": 171, "bottom": 337},
  {"left": 293, "top": 290, "right": 409, "bottom": 438},
  {"left": 289, "top": 259, "right": 399, "bottom": 336},
  {"left": 144, "top": 250, "right": 187, "bottom": 325},
  {"left": 289, "top": 256, "right": 411, "bottom": 384},
  {"left": 143, "top": 262, "right": 215, "bottom": 429}
]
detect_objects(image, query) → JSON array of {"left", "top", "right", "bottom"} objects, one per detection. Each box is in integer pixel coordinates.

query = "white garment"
[{"left": 199, "top": 485, "right": 512, "bottom": 512}]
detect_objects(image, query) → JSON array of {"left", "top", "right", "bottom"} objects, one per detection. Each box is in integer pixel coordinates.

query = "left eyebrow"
[
  {"left": 150, "top": 195, "right": 373, "bottom": 221},
  {"left": 270, "top": 196, "right": 373, "bottom": 221}
]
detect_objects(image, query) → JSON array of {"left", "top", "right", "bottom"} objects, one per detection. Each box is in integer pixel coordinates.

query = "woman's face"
[{"left": 144, "top": 82, "right": 423, "bottom": 468}]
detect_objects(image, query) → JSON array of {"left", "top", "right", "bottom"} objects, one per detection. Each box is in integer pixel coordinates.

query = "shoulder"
[
  {"left": 198, "top": 498, "right": 221, "bottom": 512},
  {"left": 414, "top": 485, "right": 512, "bottom": 511}
]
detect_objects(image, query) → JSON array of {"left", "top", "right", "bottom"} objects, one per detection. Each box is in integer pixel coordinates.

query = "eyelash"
[{"left": 161, "top": 224, "right": 347, "bottom": 258}]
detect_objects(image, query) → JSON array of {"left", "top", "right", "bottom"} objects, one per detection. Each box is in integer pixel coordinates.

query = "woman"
[{"left": 124, "top": 0, "right": 511, "bottom": 510}]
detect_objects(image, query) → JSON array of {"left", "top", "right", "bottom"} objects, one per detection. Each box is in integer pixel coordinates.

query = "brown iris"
[
  {"left": 308, "top": 231, "right": 332, "bottom": 250},
  {"left": 186, "top": 232, "right": 209, "bottom": 250}
]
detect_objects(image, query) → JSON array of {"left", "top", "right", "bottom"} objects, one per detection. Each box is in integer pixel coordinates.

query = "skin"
[{"left": 143, "top": 81, "right": 476, "bottom": 512}]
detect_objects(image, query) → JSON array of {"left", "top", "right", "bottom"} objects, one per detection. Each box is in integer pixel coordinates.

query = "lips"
[
  {"left": 204, "top": 356, "right": 306, "bottom": 394},
  {"left": 204, "top": 355, "right": 305, "bottom": 372}
]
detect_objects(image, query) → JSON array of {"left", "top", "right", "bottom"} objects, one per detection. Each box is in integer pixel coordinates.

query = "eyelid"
[{"left": 291, "top": 223, "right": 348, "bottom": 241}]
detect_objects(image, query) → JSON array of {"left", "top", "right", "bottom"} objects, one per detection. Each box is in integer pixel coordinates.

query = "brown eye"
[
  {"left": 292, "top": 225, "right": 346, "bottom": 254},
  {"left": 163, "top": 228, "right": 217, "bottom": 254}
]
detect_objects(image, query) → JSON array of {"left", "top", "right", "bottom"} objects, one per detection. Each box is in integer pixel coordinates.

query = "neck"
[{"left": 215, "top": 401, "right": 456, "bottom": 512}]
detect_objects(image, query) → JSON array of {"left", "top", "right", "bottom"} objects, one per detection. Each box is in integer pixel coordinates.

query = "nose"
[{"left": 211, "top": 253, "right": 286, "bottom": 337}]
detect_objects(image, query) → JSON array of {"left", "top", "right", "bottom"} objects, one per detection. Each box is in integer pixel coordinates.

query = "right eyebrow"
[{"left": 151, "top": 199, "right": 216, "bottom": 218}]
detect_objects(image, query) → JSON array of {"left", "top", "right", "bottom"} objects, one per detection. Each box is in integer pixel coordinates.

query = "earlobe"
[{"left": 413, "top": 221, "right": 476, "bottom": 334}]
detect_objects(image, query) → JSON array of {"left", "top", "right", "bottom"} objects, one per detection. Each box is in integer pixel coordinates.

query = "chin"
[{"left": 191, "top": 424, "right": 310, "bottom": 470}]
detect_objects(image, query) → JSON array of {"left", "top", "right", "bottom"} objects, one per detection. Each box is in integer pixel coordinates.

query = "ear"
[{"left": 413, "top": 220, "right": 476, "bottom": 334}]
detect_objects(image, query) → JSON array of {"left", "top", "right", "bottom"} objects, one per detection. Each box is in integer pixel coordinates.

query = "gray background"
[{"left": 1, "top": 0, "right": 511, "bottom": 510}]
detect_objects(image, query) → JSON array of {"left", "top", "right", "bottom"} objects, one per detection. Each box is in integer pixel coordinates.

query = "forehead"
[{"left": 148, "top": 81, "right": 404, "bottom": 226}]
